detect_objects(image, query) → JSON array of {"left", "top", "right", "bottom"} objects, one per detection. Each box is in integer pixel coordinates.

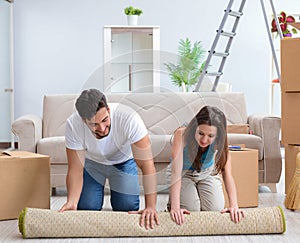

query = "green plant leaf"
[
  {"left": 124, "top": 6, "right": 143, "bottom": 16},
  {"left": 164, "top": 38, "right": 206, "bottom": 91}
]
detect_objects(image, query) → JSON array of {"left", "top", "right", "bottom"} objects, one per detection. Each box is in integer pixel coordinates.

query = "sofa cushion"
[
  {"left": 227, "top": 134, "right": 263, "bottom": 160},
  {"left": 150, "top": 135, "right": 172, "bottom": 163},
  {"left": 37, "top": 135, "right": 173, "bottom": 164},
  {"left": 106, "top": 92, "right": 248, "bottom": 135},
  {"left": 36, "top": 134, "right": 263, "bottom": 163},
  {"left": 43, "top": 95, "right": 77, "bottom": 138},
  {"left": 151, "top": 133, "right": 263, "bottom": 162},
  {"left": 37, "top": 136, "right": 67, "bottom": 164}
]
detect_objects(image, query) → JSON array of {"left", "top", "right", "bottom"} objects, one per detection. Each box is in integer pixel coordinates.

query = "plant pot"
[
  {"left": 127, "top": 15, "right": 138, "bottom": 26},
  {"left": 283, "top": 33, "right": 292, "bottom": 37}
]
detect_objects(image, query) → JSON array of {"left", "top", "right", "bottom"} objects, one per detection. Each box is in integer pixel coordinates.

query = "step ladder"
[
  {"left": 194, "top": 0, "right": 246, "bottom": 92},
  {"left": 194, "top": 0, "right": 283, "bottom": 92},
  {"left": 260, "top": 0, "right": 283, "bottom": 82}
]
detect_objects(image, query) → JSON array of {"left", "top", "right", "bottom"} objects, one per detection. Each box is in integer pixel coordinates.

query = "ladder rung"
[
  {"left": 220, "top": 30, "right": 236, "bottom": 37},
  {"left": 210, "top": 51, "right": 229, "bottom": 57},
  {"left": 205, "top": 72, "right": 223, "bottom": 77},
  {"left": 228, "top": 10, "right": 243, "bottom": 17}
]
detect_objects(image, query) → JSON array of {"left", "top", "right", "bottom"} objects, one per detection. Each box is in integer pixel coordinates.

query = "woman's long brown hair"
[{"left": 183, "top": 106, "right": 228, "bottom": 174}]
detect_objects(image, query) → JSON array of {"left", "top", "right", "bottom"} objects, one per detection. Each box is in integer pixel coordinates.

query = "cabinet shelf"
[{"left": 110, "top": 62, "right": 154, "bottom": 65}]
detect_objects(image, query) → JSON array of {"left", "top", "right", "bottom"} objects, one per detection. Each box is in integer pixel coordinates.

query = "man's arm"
[
  {"left": 131, "top": 134, "right": 159, "bottom": 229},
  {"left": 59, "top": 148, "right": 85, "bottom": 212}
]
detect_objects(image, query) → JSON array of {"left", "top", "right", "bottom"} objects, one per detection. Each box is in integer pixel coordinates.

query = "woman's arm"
[
  {"left": 222, "top": 153, "right": 238, "bottom": 207},
  {"left": 169, "top": 127, "right": 190, "bottom": 224},
  {"left": 222, "top": 152, "right": 245, "bottom": 222}
]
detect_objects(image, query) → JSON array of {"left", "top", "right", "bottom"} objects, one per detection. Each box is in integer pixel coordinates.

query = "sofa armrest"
[
  {"left": 12, "top": 115, "right": 42, "bottom": 153},
  {"left": 248, "top": 113, "right": 282, "bottom": 183}
]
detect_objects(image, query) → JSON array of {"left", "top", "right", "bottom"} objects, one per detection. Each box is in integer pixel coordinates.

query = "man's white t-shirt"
[{"left": 65, "top": 103, "right": 148, "bottom": 165}]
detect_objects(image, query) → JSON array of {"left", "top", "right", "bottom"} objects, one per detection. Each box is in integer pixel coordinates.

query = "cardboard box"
[
  {"left": 281, "top": 38, "right": 300, "bottom": 92},
  {"left": 281, "top": 92, "right": 300, "bottom": 144},
  {"left": 227, "top": 124, "right": 250, "bottom": 134},
  {"left": 0, "top": 151, "right": 50, "bottom": 220},
  {"left": 284, "top": 145, "right": 300, "bottom": 193},
  {"left": 223, "top": 148, "right": 258, "bottom": 208}
]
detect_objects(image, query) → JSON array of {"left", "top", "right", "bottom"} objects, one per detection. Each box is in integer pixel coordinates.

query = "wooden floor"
[
  {"left": 1, "top": 155, "right": 300, "bottom": 242},
  {"left": 1, "top": 190, "right": 300, "bottom": 242}
]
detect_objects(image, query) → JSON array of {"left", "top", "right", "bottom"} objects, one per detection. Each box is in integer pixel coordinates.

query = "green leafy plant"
[
  {"left": 165, "top": 38, "right": 206, "bottom": 92},
  {"left": 124, "top": 6, "right": 143, "bottom": 16}
]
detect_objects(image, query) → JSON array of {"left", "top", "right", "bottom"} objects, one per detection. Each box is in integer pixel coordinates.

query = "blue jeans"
[{"left": 77, "top": 158, "right": 140, "bottom": 211}]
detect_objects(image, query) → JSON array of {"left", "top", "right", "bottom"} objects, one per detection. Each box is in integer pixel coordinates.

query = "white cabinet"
[{"left": 103, "top": 26, "right": 160, "bottom": 92}]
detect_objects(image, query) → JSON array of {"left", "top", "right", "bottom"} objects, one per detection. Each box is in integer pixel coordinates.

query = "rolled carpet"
[{"left": 19, "top": 206, "right": 285, "bottom": 238}]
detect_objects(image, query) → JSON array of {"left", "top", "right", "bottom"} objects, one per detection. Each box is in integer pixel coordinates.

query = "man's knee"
[
  {"left": 111, "top": 193, "right": 140, "bottom": 212},
  {"left": 77, "top": 198, "right": 103, "bottom": 211},
  {"left": 77, "top": 191, "right": 103, "bottom": 211}
]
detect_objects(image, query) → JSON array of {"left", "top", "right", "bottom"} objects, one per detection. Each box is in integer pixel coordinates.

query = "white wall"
[{"left": 13, "top": 0, "right": 300, "bottom": 118}]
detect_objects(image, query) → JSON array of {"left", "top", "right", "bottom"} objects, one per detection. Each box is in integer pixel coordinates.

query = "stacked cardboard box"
[
  {"left": 0, "top": 151, "right": 50, "bottom": 220},
  {"left": 281, "top": 37, "right": 300, "bottom": 192},
  {"left": 223, "top": 148, "right": 258, "bottom": 208}
]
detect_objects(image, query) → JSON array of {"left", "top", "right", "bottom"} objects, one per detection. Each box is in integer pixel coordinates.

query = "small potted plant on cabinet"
[{"left": 124, "top": 6, "right": 143, "bottom": 26}]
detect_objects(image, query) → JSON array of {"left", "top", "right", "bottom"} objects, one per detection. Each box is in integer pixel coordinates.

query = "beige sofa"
[{"left": 12, "top": 92, "right": 282, "bottom": 193}]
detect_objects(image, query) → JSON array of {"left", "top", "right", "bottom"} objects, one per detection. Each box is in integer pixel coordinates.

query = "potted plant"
[
  {"left": 124, "top": 6, "right": 143, "bottom": 26},
  {"left": 271, "top": 11, "right": 297, "bottom": 37},
  {"left": 165, "top": 38, "right": 206, "bottom": 92}
]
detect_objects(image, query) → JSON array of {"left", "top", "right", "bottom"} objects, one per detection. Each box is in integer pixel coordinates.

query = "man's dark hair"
[{"left": 75, "top": 89, "right": 108, "bottom": 120}]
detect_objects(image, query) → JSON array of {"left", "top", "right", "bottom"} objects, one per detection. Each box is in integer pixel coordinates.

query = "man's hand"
[
  {"left": 128, "top": 207, "right": 159, "bottom": 229},
  {"left": 58, "top": 201, "right": 77, "bottom": 212}
]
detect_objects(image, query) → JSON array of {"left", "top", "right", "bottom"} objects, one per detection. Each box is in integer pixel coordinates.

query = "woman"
[{"left": 167, "top": 105, "right": 245, "bottom": 225}]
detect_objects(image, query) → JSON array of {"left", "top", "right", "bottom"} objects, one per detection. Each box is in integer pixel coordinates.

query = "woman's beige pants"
[{"left": 167, "top": 165, "right": 225, "bottom": 211}]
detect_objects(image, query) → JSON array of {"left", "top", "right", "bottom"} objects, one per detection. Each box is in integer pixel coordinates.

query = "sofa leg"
[
  {"left": 259, "top": 183, "right": 277, "bottom": 193},
  {"left": 51, "top": 187, "right": 57, "bottom": 196}
]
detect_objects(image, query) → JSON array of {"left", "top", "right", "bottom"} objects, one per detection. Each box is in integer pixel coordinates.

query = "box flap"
[
  {"left": 1, "top": 151, "right": 14, "bottom": 156},
  {"left": 1, "top": 151, "right": 48, "bottom": 158},
  {"left": 227, "top": 124, "right": 249, "bottom": 134},
  {"left": 288, "top": 22, "right": 300, "bottom": 31}
]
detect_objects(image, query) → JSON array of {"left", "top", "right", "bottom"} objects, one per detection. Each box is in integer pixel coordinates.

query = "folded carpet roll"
[{"left": 19, "top": 206, "right": 286, "bottom": 238}]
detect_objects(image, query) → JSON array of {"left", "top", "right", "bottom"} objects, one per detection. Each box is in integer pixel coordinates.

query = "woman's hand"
[
  {"left": 221, "top": 207, "right": 245, "bottom": 223},
  {"left": 128, "top": 207, "right": 159, "bottom": 230},
  {"left": 170, "top": 208, "right": 190, "bottom": 225}
]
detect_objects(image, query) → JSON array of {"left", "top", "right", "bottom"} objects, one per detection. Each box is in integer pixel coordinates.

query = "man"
[{"left": 59, "top": 89, "right": 159, "bottom": 229}]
